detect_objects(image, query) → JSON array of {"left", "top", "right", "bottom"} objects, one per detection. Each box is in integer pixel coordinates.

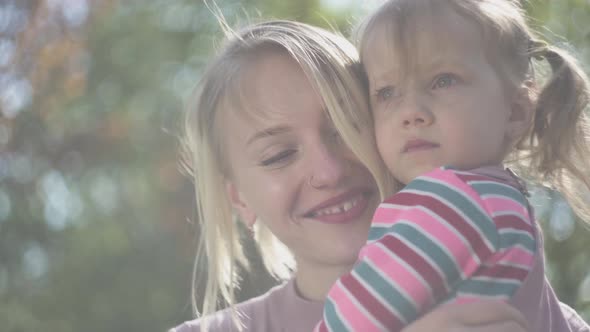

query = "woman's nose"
[{"left": 307, "top": 143, "right": 348, "bottom": 189}]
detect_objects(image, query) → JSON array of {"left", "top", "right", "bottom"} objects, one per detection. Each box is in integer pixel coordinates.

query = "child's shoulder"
[
  {"left": 409, "top": 166, "right": 498, "bottom": 187},
  {"left": 414, "top": 166, "right": 517, "bottom": 186},
  {"left": 387, "top": 167, "right": 481, "bottom": 204},
  {"left": 403, "top": 166, "right": 528, "bottom": 207}
]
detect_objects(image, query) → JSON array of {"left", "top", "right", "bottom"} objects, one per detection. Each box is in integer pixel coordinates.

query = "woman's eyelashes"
[
  {"left": 327, "top": 126, "right": 344, "bottom": 145},
  {"left": 260, "top": 149, "right": 297, "bottom": 167},
  {"left": 258, "top": 127, "right": 343, "bottom": 168}
]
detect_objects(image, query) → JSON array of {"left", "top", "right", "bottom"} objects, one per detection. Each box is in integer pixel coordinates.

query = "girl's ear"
[
  {"left": 507, "top": 82, "right": 535, "bottom": 141},
  {"left": 225, "top": 180, "right": 257, "bottom": 227}
]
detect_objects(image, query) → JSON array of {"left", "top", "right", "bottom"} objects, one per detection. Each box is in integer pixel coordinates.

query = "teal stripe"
[
  {"left": 324, "top": 298, "right": 350, "bottom": 332},
  {"left": 391, "top": 223, "right": 462, "bottom": 285},
  {"left": 406, "top": 178, "right": 498, "bottom": 249},
  {"left": 355, "top": 260, "right": 418, "bottom": 323},
  {"left": 368, "top": 225, "right": 390, "bottom": 241},
  {"left": 470, "top": 182, "right": 527, "bottom": 206},
  {"left": 456, "top": 279, "right": 520, "bottom": 297},
  {"left": 499, "top": 232, "right": 536, "bottom": 252}
]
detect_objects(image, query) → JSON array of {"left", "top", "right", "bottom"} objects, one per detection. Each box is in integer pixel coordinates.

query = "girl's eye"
[
  {"left": 260, "top": 149, "right": 296, "bottom": 167},
  {"left": 432, "top": 73, "right": 459, "bottom": 90},
  {"left": 374, "top": 86, "right": 395, "bottom": 102}
]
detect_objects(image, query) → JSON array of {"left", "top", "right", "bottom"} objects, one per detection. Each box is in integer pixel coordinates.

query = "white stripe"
[
  {"left": 470, "top": 275, "right": 524, "bottom": 285},
  {"left": 483, "top": 259, "right": 532, "bottom": 270},
  {"left": 454, "top": 292, "right": 510, "bottom": 301}
]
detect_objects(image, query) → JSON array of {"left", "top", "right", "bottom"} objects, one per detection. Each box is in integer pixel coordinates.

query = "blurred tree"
[{"left": 0, "top": 0, "right": 588, "bottom": 331}]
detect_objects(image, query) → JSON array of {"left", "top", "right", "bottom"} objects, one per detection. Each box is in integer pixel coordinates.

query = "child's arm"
[{"left": 314, "top": 168, "right": 536, "bottom": 332}]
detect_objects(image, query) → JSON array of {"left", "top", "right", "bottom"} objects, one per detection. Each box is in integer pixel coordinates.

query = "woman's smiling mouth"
[{"left": 304, "top": 189, "right": 373, "bottom": 224}]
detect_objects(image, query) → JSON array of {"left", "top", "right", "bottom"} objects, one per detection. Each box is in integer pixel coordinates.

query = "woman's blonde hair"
[
  {"left": 355, "top": 0, "right": 590, "bottom": 223},
  {"left": 182, "top": 20, "right": 394, "bottom": 329}
]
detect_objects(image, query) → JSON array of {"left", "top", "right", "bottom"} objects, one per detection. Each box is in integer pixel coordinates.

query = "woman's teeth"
[{"left": 313, "top": 195, "right": 362, "bottom": 217}]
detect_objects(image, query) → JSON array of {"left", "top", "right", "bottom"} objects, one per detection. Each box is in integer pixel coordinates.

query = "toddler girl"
[{"left": 315, "top": 0, "right": 590, "bottom": 331}]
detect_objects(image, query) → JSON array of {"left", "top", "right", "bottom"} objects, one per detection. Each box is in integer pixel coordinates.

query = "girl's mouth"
[{"left": 403, "top": 139, "right": 440, "bottom": 153}]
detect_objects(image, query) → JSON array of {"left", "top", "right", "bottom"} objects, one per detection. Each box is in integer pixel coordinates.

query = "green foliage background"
[{"left": 0, "top": 0, "right": 588, "bottom": 331}]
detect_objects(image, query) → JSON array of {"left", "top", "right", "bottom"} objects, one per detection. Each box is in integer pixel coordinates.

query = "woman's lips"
[
  {"left": 304, "top": 189, "right": 373, "bottom": 224},
  {"left": 403, "top": 139, "right": 440, "bottom": 153}
]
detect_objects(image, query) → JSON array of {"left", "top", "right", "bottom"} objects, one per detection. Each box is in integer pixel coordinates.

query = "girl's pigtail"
[{"left": 527, "top": 41, "right": 590, "bottom": 223}]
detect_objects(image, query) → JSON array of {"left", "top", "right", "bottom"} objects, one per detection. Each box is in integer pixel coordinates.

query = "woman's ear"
[
  {"left": 507, "top": 82, "right": 535, "bottom": 140},
  {"left": 225, "top": 180, "right": 257, "bottom": 227}
]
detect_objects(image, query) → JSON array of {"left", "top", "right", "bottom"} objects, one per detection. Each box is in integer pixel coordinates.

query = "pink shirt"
[{"left": 170, "top": 279, "right": 324, "bottom": 332}]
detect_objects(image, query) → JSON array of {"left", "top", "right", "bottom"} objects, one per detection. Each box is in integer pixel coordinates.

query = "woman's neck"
[{"left": 293, "top": 259, "right": 355, "bottom": 302}]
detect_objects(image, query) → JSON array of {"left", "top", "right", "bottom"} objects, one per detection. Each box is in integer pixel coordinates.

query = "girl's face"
[
  {"left": 222, "top": 52, "right": 379, "bottom": 268},
  {"left": 363, "top": 6, "right": 530, "bottom": 184}
]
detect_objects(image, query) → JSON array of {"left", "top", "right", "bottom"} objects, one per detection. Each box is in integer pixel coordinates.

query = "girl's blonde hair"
[
  {"left": 355, "top": 0, "right": 590, "bottom": 223},
  {"left": 182, "top": 20, "right": 394, "bottom": 329}
]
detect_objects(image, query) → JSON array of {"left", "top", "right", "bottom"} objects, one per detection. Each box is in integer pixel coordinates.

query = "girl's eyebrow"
[
  {"left": 246, "top": 125, "right": 291, "bottom": 146},
  {"left": 369, "top": 67, "right": 399, "bottom": 84}
]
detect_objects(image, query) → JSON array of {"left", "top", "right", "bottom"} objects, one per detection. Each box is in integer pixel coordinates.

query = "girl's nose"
[{"left": 399, "top": 94, "right": 434, "bottom": 128}]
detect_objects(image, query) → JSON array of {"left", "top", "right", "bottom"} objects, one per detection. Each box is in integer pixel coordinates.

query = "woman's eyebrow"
[{"left": 246, "top": 125, "right": 291, "bottom": 146}]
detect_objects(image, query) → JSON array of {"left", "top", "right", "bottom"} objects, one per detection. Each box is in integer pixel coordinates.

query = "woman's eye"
[
  {"left": 374, "top": 86, "right": 395, "bottom": 102},
  {"left": 432, "top": 73, "right": 459, "bottom": 89},
  {"left": 260, "top": 150, "right": 296, "bottom": 167},
  {"left": 327, "top": 127, "right": 343, "bottom": 144}
]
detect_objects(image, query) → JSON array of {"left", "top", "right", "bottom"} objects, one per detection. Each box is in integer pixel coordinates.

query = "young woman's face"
[{"left": 222, "top": 52, "right": 379, "bottom": 268}]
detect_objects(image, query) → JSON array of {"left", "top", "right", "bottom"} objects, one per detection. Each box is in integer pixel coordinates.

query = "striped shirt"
[{"left": 315, "top": 167, "right": 537, "bottom": 332}]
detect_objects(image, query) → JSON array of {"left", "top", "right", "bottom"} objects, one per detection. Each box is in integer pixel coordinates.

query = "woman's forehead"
[{"left": 226, "top": 51, "right": 326, "bottom": 125}]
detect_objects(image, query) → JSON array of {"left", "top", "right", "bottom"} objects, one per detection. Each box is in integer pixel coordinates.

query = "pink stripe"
[
  {"left": 483, "top": 197, "right": 530, "bottom": 220},
  {"left": 372, "top": 204, "right": 404, "bottom": 225},
  {"left": 329, "top": 282, "right": 383, "bottom": 331},
  {"left": 364, "top": 245, "right": 434, "bottom": 310},
  {"left": 399, "top": 208, "right": 483, "bottom": 277},
  {"left": 487, "top": 247, "right": 535, "bottom": 267},
  {"left": 451, "top": 296, "right": 482, "bottom": 305},
  {"left": 453, "top": 294, "right": 507, "bottom": 304}
]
